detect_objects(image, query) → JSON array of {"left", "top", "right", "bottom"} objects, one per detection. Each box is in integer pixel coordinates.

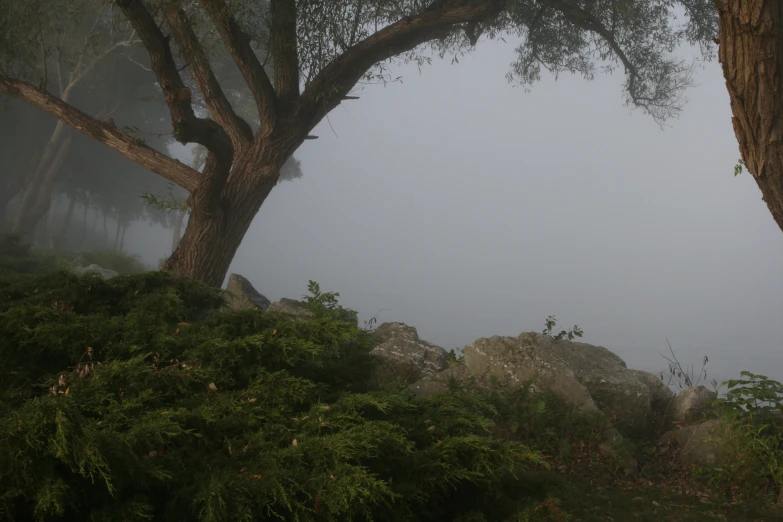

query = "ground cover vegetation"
[{"left": 1, "top": 237, "right": 783, "bottom": 520}]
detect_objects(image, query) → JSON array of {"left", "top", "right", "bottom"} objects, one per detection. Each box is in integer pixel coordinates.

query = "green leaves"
[
  {"left": 717, "top": 371, "right": 783, "bottom": 421},
  {"left": 542, "top": 315, "right": 583, "bottom": 341},
  {"left": 734, "top": 159, "right": 745, "bottom": 177}
]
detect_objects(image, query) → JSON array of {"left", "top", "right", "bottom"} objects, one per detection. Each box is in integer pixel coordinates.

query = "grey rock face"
[
  {"left": 224, "top": 274, "right": 271, "bottom": 311},
  {"left": 369, "top": 322, "right": 451, "bottom": 385},
  {"left": 410, "top": 332, "right": 654, "bottom": 438}
]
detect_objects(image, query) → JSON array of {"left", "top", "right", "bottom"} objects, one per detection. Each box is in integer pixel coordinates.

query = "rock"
[
  {"left": 369, "top": 323, "right": 451, "bottom": 385},
  {"left": 410, "top": 332, "right": 654, "bottom": 438},
  {"left": 266, "top": 298, "right": 315, "bottom": 322},
  {"left": 628, "top": 369, "right": 675, "bottom": 417},
  {"left": 73, "top": 264, "right": 119, "bottom": 280},
  {"left": 669, "top": 386, "right": 717, "bottom": 425},
  {"left": 660, "top": 419, "right": 730, "bottom": 466},
  {"left": 223, "top": 274, "right": 271, "bottom": 311}
]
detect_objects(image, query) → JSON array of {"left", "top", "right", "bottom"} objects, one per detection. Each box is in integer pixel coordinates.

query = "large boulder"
[
  {"left": 369, "top": 322, "right": 451, "bottom": 385},
  {"left": 411, "top": 332, "right": 654, "bottom": 438},
  {"left": 223, "top": 274, "right": 271, "bottom": 311},
  {"left": 668, "top": 385, "right": 717, "bottom": 426}
]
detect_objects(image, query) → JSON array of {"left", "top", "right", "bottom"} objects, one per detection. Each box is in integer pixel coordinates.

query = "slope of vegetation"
[{"left": 1, "top": 238, "right": 782, "bottom": 521}]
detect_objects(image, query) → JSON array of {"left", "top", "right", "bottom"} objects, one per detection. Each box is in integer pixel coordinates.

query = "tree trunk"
[
  {"left": 163, "top": 165, "right": 280, "bottom": 287},
  {"left": 13, "top": 123, "right": 73, "bottom": 238},
  {"left": 717, "top": 0, "right": 783, "bottom": 233},
  {"left": 52, "top": 195, "right": 77, "bottom": 250}
]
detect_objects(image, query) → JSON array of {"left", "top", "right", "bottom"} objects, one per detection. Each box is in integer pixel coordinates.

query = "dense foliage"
[{"left": 0, "top": 269, "right": 550, "bottom": 521}]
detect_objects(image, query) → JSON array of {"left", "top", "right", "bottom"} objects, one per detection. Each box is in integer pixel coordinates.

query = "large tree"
[
  {"left": 1, "top": 0, "right": 718, "bottom": 287},
  {"left": 0, "top": 0, "right": 303, "bottom": 247},
  {"left": 715, "top": 0, "right": 783, "bottom": 234}
]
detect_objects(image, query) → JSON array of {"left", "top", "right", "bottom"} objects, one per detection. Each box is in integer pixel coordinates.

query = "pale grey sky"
[{"left": 126, "top": 36, "right": 783, "bottom": 386}]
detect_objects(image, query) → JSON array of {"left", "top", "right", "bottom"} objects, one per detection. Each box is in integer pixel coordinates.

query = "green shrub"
[
  {"left": 698, "top": 372, "right": 783, "bottom": 504},
  {"left": 0, "top": 272, "right": 548, "bottom": 521}
]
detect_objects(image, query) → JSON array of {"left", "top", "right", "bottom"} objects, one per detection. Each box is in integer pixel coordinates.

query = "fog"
[{"left": 119, "top": 37, "right": 783, "bottom": 387}]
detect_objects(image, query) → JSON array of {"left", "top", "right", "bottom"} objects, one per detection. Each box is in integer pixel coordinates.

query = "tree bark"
[
  {"left": 162, "top": 164, "right": 279, "bottom": 287},
  {"left": 717, "top": 0, "right": 783, "bottom": 233}
]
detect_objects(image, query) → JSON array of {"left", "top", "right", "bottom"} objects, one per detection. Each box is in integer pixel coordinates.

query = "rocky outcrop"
[
  {"left": 369, "top": 323, "right": 451, "bottom": 385},
  {"left": 411, "top": 332, "right": 654, "bottom": 438},
  {"left": 223, "top": 273, "right": 271, "bottom": 311}
]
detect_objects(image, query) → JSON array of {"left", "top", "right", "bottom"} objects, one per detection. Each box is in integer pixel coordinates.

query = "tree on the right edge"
[{"left": 716, "top": 1, "right": 783, "bottom": 233}]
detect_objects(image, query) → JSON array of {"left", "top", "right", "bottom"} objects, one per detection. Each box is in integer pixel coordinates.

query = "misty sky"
[{"left": 126, "top": 36, "right": 783, "bottom": 386}]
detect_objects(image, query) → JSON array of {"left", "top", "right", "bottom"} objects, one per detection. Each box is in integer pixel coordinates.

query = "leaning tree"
[
  {"left": 0, "top": 0, "right": 718, "bottom": 287},
  {"left": 715, "top": 0, "right": 783, "bottom": 235}
]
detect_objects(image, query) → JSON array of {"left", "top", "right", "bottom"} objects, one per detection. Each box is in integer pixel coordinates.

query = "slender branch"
[
  {"left": 114, "top": 0, "right": 233, "bottom": 160},
  {"left": 0, "top": 76, "right": 200, "bottom": 192},
  {"left": 61, "top": 34, "right": 138, "bottom": 101},
  {"left": 270, "top": 0, "right": 300, "bottom": 107},
  {"left": 291, "top": 1, "right": 506, "bottom": 150},
  {"left": 200, "top": 0, "right": 278, "bottom": 138},
  {"left": 161, "top": 0, "right": 253, "bottom": 146}
]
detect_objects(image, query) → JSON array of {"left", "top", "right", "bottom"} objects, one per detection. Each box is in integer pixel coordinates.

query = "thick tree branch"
[
  {"left": 115, "top": 0, "right": 233, "bottom": 161},
  {"left": 289, "top": 1, "right": 505, "bottom": 154},
  {"left": 270, "top": 0, "right": 300, "bottom": 108},
  {"left": 0, "top": 76, "right": 200, "bottom": 192},
  {"left": 200, "top": 0, "right": 278, "bottom": 138},
  {"left": 161, "top": 0, "right": 253, "bottom": 147}
]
